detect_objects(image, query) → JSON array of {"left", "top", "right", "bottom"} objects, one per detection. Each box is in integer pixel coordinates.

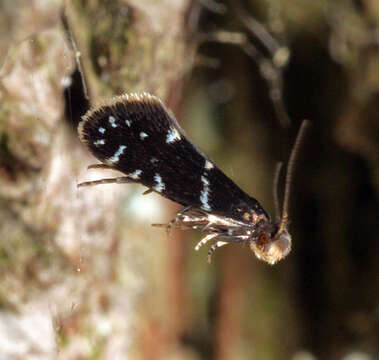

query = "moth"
[{"left": 78, "top": 92, "right": 307, "bottom": 264}]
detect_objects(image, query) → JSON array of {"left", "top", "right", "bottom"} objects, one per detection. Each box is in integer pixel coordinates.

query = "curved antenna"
[
  {"left": 279, "top": 120, "right": 310, "bottom": 232},
  {"left": 273, "top": 162, "right": 283, "bottom": 222},
  {"left": 61, "top": 7, "right": 90, "bottom": 101}
]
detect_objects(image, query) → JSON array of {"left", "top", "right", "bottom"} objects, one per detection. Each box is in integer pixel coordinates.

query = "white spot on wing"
[
  {"left": 200, "top": 174, "right": 211, "bottom": 211},
  {"left": 128, "top": 169, "right": 142, "bottom": 180},
  {"left": 166, "top": 127, "right": 181, "bottom": 143},
  {"left": 153, "top": 173, "right": 165, "bottom": 193},
  {"left": 200, "top": 188, "right": 211, "bottom": 211},
  {"left": 150, "top": 158, "right": 158, "bottom": 164},
  {"left": 108, "top": 145, "right": 126, "bottom": 163},
  {"left": 109, "top": 116, "right": 118, "bottom": 128},
  {"left": 125, "top": 120, "right": 131, "bottom": 127},
  {"left": 205, "top": 160, "right": 214, "bottom": 170},
  {"left": 94, "top": 139, "right": 105, "bottom": 146},
  {"left": 201, "top": 175, "right": 209, "bottom": 185},
  {"left": 139, "top": 132, "right": 148, "bottom": 140},
  {"left": 99, "top": 127, "right": 106, "bottom": 134}
]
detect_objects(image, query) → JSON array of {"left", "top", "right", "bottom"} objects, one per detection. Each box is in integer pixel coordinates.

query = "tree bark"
[{"left": 0, "top": 0, "right": 194, "bottom": 358}]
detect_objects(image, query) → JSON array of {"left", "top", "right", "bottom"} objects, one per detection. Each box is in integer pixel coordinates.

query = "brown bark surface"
[
  {"left": 0, "top": 0, "right": 193, "bottom": 358},
  {"left": 0, "top": 1, "right": 378, "bottom": 360}
]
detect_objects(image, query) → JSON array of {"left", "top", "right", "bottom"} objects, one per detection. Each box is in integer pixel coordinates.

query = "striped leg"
[
  {"left": 195, "top": 233, "right": 219, "bottom": 251},
  {"left": 151, "top": 206, "right": 193, "bottom": 235},
  {"left": 78, "top": 177, "right": 135, "bottom": 188},
  {"left": 87, "top": 163, "right": 114, "bottom": 170},
  {"left": 207, "top": 241, "right": 229, "bottom": 263}
]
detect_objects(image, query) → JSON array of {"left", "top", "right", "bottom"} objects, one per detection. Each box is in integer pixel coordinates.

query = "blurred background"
[{"left": 0, "top": 0, "right": 378, "bottom": 359}]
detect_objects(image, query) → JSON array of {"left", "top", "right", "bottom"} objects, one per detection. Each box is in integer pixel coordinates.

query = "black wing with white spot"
[{"left": 78, "top": 93, "right": 269, "bottom": 224}]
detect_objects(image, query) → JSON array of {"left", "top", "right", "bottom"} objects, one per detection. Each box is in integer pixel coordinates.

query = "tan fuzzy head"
[{"left": 250, "top": 228, "right": 291, "bottom": 265}]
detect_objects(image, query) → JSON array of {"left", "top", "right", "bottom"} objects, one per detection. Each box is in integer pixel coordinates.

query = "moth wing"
[{"left": 78, "top": 93, "right": 268, "bottom": 223}]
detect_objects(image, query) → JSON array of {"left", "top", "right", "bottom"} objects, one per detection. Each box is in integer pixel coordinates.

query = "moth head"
[
  {"left": 250, "top": 223, "right": 291, "bottom": 265},
  {"left": 250, "top": 120, "right": 308, "bottom": 265}
]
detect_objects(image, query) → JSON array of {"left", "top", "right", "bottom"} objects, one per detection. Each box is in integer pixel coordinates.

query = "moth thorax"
[{"left": 250, "top": 228, "right": 292, "bottom": 265}]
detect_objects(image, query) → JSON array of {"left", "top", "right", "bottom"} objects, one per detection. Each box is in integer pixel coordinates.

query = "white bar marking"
[
  {"left": 128, "top": 169, "right": 142, "bottom": 180},
  {"left": 139, "top": 132, "right": 148, "bottom": 140},
  {"left": 108, "top": 145, "right": 126, "bottom": 163},
  {"left": 200, "top": 174, "right": 211, "bottom": 211},
  {"left": 166, "top": 127, "right": 181, "bottom": 143},
  {"left": 94, "top": 139, "right": 105, "bottom": 146},
  {"left": 205, "top": 160, "right": 214, "bottom": 170},
  {"left": 109, "top": 116, "right": 118, "bottom": 128},
  {"left": 153, "top": 173, "right": 165, "bottom": 193},
  {"left": 200, "top": 189, "right": 211, "bottom": 211},
  {"left": 201, "top": 175, "right": 209, "bottom": 185}
]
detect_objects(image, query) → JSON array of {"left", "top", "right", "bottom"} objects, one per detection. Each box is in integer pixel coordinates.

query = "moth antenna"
[
  {"left": 61, "top": 7, "right": 90, "bottom": 101},
  {"left": 279, "top": 120, "right": 310, "bottom": 232},
  {"left": 273, "top": 161, "right": 283, "bottom": 222}
]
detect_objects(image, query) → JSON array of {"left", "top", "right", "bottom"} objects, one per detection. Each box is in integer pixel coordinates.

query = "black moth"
[{"left": 78, "top": 92, "right": 306, "bottom": 264}]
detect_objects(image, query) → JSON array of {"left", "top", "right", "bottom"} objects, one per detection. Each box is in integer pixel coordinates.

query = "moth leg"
[
  {"left": 150, "top": 222, "right": 174, "bottom": 237},
  {"left": 207, "top": 241, "right": 229, "bottom": 263},
  {"left": 194, "top": 233, "right": 219, "bottom": 251},
  {"left": 87, "top": 163, "right": 114, "bottom": 170},
  {"left": 151, "top": 206, "right": 193, "bottom": 235},
  {"left": 77, "top": 177, "right": 135, "bottom": 188}
]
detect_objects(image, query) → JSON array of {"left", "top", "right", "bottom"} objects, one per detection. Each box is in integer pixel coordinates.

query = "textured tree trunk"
[
  {"left": 0, "top": 0, "right": 194, "bottom": 358},
  {"left": 1, "top": 1, "right": 378, "bottom": 359}
]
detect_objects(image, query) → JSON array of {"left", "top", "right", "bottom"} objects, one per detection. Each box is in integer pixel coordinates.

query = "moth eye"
[{"left": 257, "top": 233, "right": 269, "bottom": 246}]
